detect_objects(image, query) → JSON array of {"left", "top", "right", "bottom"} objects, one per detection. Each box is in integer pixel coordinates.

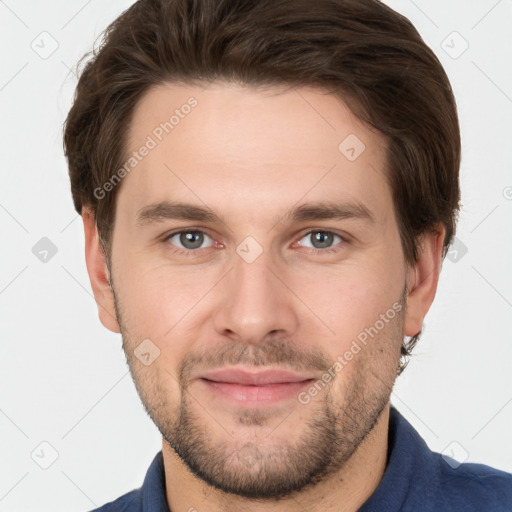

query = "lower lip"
[{"left": 199, "top": 379, "right": 314, "bottom": 406}]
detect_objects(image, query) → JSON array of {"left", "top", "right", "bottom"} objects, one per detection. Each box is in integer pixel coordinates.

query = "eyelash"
[{"left": 163, "top": 229, "right": 347, "bottom": 257}]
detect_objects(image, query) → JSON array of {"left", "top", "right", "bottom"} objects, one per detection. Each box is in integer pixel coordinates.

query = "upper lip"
[{"left": 198, "top": 367, "right": 315, "bottom": 386}]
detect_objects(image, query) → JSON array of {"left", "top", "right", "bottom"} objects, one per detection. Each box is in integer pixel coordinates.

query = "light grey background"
[{"left": 1, "top": 1, "right": 511, "bottom": 511}]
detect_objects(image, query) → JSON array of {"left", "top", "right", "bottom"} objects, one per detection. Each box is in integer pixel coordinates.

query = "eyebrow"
[{"left": 135, "top": 200, "right": 375, "bottom": 227}]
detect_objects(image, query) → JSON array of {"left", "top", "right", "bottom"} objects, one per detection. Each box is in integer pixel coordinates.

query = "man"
[{"left": 63, "top": 0, "right": 512, "bottom": 510}]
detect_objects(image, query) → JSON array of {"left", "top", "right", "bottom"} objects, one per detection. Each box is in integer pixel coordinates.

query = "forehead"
[{"left": 119, "top": 81, "right": 392, "bottom": 227}]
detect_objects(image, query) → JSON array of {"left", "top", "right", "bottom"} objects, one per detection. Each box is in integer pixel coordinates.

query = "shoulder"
[
  {"left": 88, "top": 488, "right": 142, "bottom": 512},
  {"left": 433, "top": 454, "right": 512, "bottom": 511}
]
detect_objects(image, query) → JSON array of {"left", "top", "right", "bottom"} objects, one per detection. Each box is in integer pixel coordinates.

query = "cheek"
[
  {"left": 294, "top": 258, "right": 404, "bottom": 347},
  {"left": 114, "top": 258, "right": 216, "bottom": 342}
]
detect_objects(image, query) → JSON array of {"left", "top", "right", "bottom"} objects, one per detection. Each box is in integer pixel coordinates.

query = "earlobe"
[
  {"left": 403, "top": 226, "right": 446, "bottom": 337},
  {"left": 82, "top": 209, "right": 121, "bottom": 333}
]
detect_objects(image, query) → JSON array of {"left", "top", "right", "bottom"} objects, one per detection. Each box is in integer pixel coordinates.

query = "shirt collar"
[{"left": 141, "top": 450, "right": 170, "bottom": 512}]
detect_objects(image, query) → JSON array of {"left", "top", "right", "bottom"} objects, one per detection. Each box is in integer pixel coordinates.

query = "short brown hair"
[{"left": 63, "top": 0, "right": 461, "bottom": 370}]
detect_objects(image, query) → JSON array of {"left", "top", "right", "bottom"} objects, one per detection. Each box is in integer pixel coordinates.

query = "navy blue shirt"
[{"left": 91, "top": 406, "right": 512, "bottom": 511}]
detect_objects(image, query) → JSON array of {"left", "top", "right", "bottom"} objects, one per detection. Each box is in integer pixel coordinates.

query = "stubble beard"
[{"left": 113, "top": 284, "right": 404, "bottom": 500}]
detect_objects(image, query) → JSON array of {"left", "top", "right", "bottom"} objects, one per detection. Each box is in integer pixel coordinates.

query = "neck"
[{"left": 162, "top": 403, "right": 390, "bottom": 512}]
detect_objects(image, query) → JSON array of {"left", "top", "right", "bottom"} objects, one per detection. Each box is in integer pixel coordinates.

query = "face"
[{"left": 93, "top": 81, "right": 423, "bottom": 499}]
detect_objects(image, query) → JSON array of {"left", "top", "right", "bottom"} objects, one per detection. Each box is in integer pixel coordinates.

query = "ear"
[
  {"left": 404, "top": 225, "right": 446, "bottom": 337},
  {"left": 82, "top": 208, "right": 121, "bottom": 333}
]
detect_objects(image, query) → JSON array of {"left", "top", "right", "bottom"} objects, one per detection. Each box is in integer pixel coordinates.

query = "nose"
[{"left": 212, "top": 244, "right": 300, "bottom": 346}]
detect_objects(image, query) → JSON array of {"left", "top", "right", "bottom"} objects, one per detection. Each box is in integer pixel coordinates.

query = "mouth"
[{"left": 196, "top": 367, "right": 316, "bottom": 406}]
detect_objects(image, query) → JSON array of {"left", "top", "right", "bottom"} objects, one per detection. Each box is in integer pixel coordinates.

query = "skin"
[{"left": 83, "top": 81, "right": 445, "bottom": 512}]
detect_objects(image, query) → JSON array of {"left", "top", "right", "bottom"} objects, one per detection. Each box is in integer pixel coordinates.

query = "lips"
[
  {"left": 196, "top": 367, "right": 316, "bottom": 406},
  {"left": 199, "top": 367, "right": 314, "bottom": 386}
]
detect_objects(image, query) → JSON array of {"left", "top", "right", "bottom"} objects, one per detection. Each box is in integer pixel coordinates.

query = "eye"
[
  {"left": 163, "top": 229, "right": 346, "bottom": 256},
  {"left": 166, "top": 230, "right": 215, "bottom": 252},
  {"left": 297, "top": 230, "right": 345, "bottom": 253}
]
